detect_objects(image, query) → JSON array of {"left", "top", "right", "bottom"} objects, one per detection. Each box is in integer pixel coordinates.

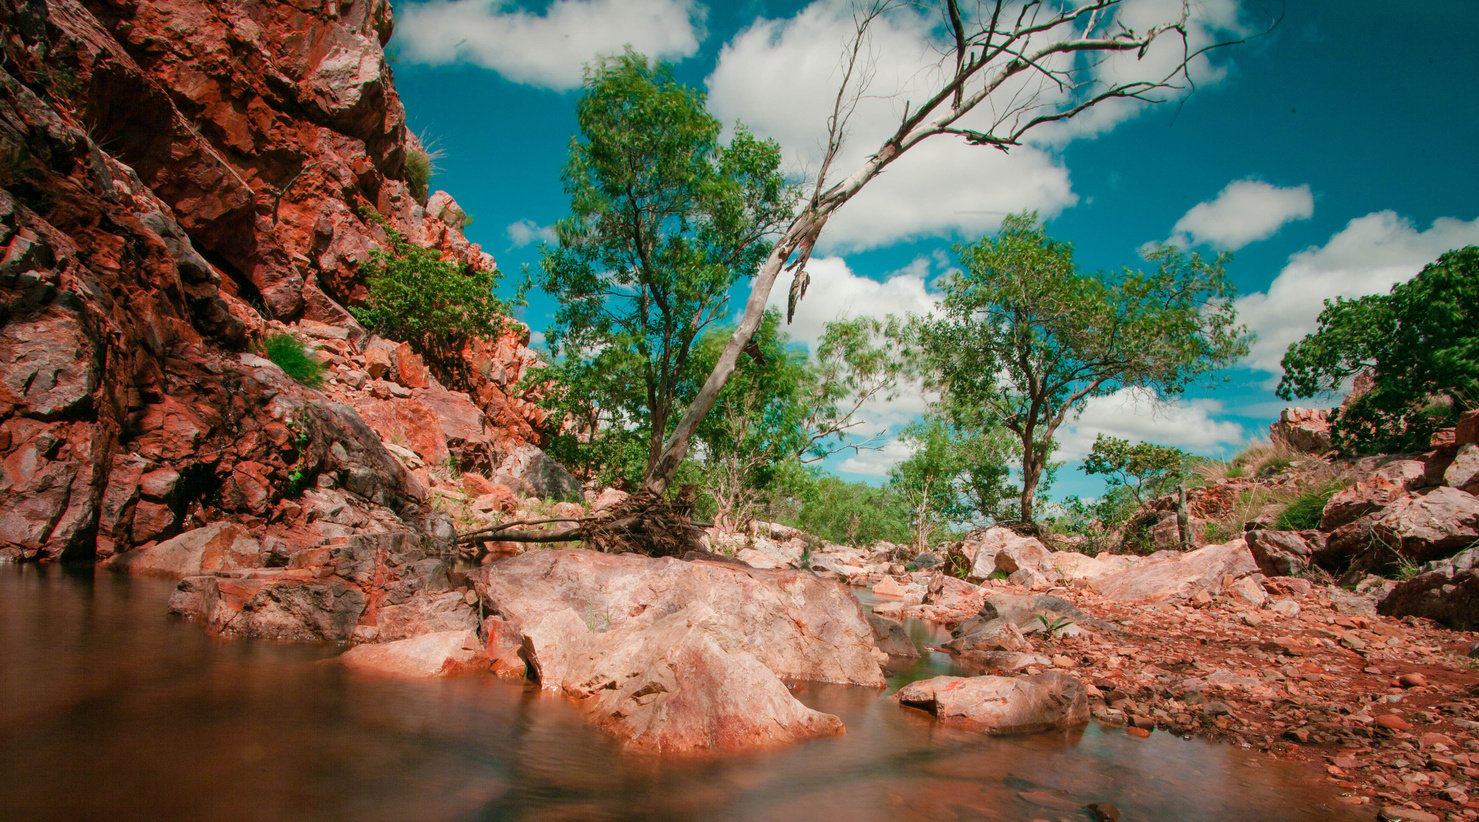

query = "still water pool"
[{"left": 0, "top": 565, "right": 1363, "bottom": 820}]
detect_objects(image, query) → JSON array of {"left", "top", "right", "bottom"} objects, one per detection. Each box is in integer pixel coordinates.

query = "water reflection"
[{"left": 0, "top": 566, "right": 1359, "bottom": 820}]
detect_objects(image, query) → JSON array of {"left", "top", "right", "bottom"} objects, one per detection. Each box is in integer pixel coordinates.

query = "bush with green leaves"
[
  {"left": 352, "top": 220, "right": 510, "bottom": 366},
  {"left": 776, "top": 471, "right": 913, "bottom": 548},
  {"left": 1279, "top": 245, "right": 1479, "bottom": 452},
  {"left": 257, "top": 332, "right": 325, "bottom": 388},
  {"left": 1081, "top": 434, "right": 1189, "bottom": 506},
  {"left": 917, "top": 213, "right": 1249, "bottom": 521}
]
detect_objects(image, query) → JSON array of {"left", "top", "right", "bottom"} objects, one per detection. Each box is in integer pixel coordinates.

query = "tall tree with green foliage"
[
  {"left": 540, "top": 51, "right": 793, "bottom": 480},
  {"left": 645, "top": 3, "right": 1246, "bottom": 495},
  {"left": 1278, "top": 246, "right": 1479, "bottom": 452},
  {"left": 918, "top": 213, "right": 1250, "bottom": 522}
]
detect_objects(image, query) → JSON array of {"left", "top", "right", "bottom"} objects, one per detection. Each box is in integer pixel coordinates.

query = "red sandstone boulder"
[
  {"left": 867, "top": 612, "right": 920, "bottom": 659},
  {"left": 895, "top": 672, "right": 1090, "bottom": 735},
  {"left": 1378, "top": 545, "right": 1479, "bottom": 630},
  {"left": 492, "top": 444, "right": 580, "bottom": 501},
  {"left": 1443, "top": 444, "right": 1479, "bottom": 494},
  {"left": 108, "top": 522, "right": 262, "bottom": 578},
  {"left": 919, "top": 573, "right": 991, "bottom": 624},
  {"left": 1269, "top": 407, "right": 1333, "bottom": 454},
  {"left": 169, "top": 570, "right": 368, "bottom": 642},
  {"left": 1089, "top": 538, "right": 1258, "bottom": 602},
  {"left": 1366, "top": 488, "right": 1479, "bottom": 563},
  {"left": 1321, "top": 460, "right": 1427, "bottom": 530},
  {"left": 1246, "top": 529, "right": 1316, "bottom": 577},
  {"left": 469, "top": 549, "right": 883, "bottom": 754},
  {"left": 338, "top": 630, "right": 483, "bottom": 678},
  {"left": 958, "top": 526, "right": 1053, "bottom": 580}
]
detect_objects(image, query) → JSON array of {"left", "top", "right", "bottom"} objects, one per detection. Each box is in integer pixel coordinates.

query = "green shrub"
[
  {"left": 258, "top": 332, "right": 325, "bottom": 388},
  {"left": 1275, "top": 482, "right": 1342, "bottom": 531},
  {"left": 352, "top": 219, "right": 510, "bottom": 362}
]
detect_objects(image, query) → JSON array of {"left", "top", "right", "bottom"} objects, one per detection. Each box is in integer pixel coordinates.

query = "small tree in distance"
[{"left": 1081, "top": 434, "right": 1188, "bottom": 506}]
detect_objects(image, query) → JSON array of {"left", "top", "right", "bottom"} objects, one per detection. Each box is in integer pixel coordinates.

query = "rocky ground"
[{"left": 942, "top": 575, "right": 1479, "bottom": 820}]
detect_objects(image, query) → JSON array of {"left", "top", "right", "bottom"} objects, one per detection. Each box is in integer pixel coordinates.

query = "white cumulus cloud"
[
  {"left": 1167, "top": 179, "right": 1314, "bottom": 250},
  {"left": 763, "top": 254, "right": 939, "bottom": 349},
  {"left": 395, "top": 0, "right": 704, "bottom": 90},
  {"left": 1056, "top": 388, "right": 1248, "bottom": 462},
  {"left": 1236, "top": 211, "right": 1479, "bottom": 375},
  {"left": 506, "top": 218, "right": 556, "bottom": 248},
  {"left": 838, "top": 438, "right": 915, "bottom": 478}
]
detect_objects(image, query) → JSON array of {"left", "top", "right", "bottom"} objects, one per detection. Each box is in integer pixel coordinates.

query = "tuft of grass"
[
  {"left": 1274, "top": 480, "right": 1343, "bottom": 531},
  {"left": 403, "top": 132, "right": 444, "bottom": 204},
  {"left": 258, "top": 332, "right": 325, "bottom": 388}
]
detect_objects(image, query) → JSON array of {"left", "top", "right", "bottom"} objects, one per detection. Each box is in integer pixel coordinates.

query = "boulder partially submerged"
[
  {"left": 895, "top": 672, "right": 1090, "bottom": 735},
  {"left": 469, "top": 549, "right": 885, "bottom": 754}
]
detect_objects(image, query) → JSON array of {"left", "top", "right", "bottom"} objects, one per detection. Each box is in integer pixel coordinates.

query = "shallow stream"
[{"left": 0, "top": 565, "right": 1364, "bottom": 820}]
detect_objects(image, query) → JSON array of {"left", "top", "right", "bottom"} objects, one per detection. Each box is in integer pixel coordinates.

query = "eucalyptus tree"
[
  {"left": 691, "top": 312, "right": 905, "bottom": 529},
  {"left": 540, "top": 51, "right": 793, "bottom": 480},
  {"left": 919, "top": 214, "right": 1248, "bottom": 521}
]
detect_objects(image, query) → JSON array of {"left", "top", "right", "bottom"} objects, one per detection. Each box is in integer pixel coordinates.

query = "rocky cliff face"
[{"left": 0, "top": 0, "right": 546, "bottom": 566}]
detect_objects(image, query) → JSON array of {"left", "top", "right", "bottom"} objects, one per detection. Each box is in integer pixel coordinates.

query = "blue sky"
[{"left": 387, "top": 0, "right": 1479, "bottom": 499}]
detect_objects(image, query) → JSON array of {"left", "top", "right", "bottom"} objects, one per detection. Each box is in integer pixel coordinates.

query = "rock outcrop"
[
  {"left": 469, "top": 549, "right": 884, "bottom": 754},
  {"left": 0, "top": 0, "right": 549, "bottom": 570},
  {"left": 1270, "top": 407, "right": 1334, "bottom": 454}
]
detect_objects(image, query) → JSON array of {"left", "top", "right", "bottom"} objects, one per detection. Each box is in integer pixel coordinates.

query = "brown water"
[{"left": 0, "top": 565, "right": 1366, "bottom": 821}]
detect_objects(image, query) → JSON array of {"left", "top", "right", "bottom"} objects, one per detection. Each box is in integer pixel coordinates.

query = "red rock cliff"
[{"left": 0, "top": 0, "right": 546, "bottom": 564}]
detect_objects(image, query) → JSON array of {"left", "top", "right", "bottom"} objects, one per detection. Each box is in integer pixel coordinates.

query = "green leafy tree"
[
  {"left": 782, "top": 471, "right": 912, "bottom": 548},
  {"left": 691, "top": 313, "right": 903, "bottom": 529},
  {"left": 1278, "top": 246, "right": 1479, "bottom": 452},
  {"left": 645, "top": 4, "right": 1243, "bottom": 495},
  {"left": 540, "top": 51, "right": 793, "bottom": 481},
  {"left": 1081, "top": 434, "right": 1189, "bottom": 506},
  {"left": 918, "top": 213, "right": 1250, "bottom": 522}
]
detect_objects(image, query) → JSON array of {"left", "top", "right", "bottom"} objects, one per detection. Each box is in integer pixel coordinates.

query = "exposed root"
[{"left": 456, "top": 488, "right": 707, "bottom": 558}]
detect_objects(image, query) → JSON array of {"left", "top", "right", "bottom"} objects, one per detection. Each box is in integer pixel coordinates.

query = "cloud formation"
[
  {"left": 506, "top": 218, "right": 556, "bottom": 248},
  {"left": 1236, "top": 211, "right": 1479, "bottom": 374},
  {"left": 1168, "top": 179, "right": 1314, "bottom": 250},
  {"left": 763, "top": 254, "right": 940, "bottom": 349},
  {"left": 1055, "top": 389, "right": 1248, "bottom": 462},
  {"left": 396, "top": 0, "right": 704, "bottom": 90}
]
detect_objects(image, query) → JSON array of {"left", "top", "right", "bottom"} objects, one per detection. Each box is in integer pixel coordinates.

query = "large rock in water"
[
  {"left": 895, "top": 673, "right": 1090, "bottom": 735},
  {"left": 470, "top": 549, "right": 884, "bottom": 754},
  {"left": 106, "top": 522, "right": 262, "bottom": 578}
]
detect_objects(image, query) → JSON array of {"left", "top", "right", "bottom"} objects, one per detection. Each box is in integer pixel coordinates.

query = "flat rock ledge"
[
  {"left": 469, "top": 549, "right": 885, "bottom": 755},
  {"left": 895, "top": 672, "right": 1091, "bottom": 735}
]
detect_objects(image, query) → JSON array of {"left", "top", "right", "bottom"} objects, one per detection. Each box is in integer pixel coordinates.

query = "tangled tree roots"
[{"left": 456, "top": 488, "right": 707, "bottom": 559}]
